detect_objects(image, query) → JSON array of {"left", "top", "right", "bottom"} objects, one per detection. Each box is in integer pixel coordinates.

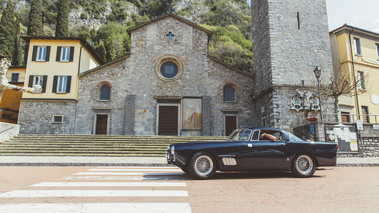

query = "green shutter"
[
  {"left": 56, "top": 46, "right": 61, "bottom": 61},
  {"left": 66, "top": 76, "right": 71, "bottom": 93},
  {"left": 52, "top": 76, "right": 58, "bottom": 93},
  {"left": 45, "top": 46, "right": 51, "bottom": 61},
  {"left": 32, "top": 46, "right": 37, "bottom": 61},
  {"left": 28, "top": 75, "right": 34, "bottom": 87},
  {"left": 42, "top": 75, "right": 48, "bottom": 93},
  {"left": 69, "top": 47, "right": 74, "bottom": 62}
]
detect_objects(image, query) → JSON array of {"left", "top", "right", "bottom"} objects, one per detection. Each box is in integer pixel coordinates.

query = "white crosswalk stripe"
[
  {"left": 31, "top": 181, "right": 186, "bottom": 187},
  {"left": 73, "top": 172, "right": 184, "bottom": 176},
  {"left": 0, "top": 203, "right": 191, "bottom": 213},
  {"left": 0, "top": 190, "right": 189, "bottom": 197},
  {"left": 0, "top": 166, "right": 191, "bottom": 213}
]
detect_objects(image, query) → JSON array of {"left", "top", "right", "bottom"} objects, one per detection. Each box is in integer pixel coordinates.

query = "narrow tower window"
[{"left": 297, "top": 12, "right": 300, "bottom": 29}]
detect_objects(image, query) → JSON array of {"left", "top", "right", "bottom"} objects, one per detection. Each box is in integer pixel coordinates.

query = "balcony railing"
[{"left": 323, "top": 113, "right": 379, "bottom": 124}]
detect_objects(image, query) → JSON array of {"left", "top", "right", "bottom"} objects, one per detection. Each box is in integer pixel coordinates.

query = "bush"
[{"left": 81, "top": 12, "right": 88, "bottom": 20}]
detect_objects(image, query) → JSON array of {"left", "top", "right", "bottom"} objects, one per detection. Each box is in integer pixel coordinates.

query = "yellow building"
[
  {"left": 21, "top": 36, "right": 104, "bottom": 101},
  {"left": 1, "top": 36, "right": 104, "bottom": 124},
  {"left": 0, "top": 66, "right": 26, "bottom": 123},
  {"left": 330, "top": 24, "right": 379, "bottom": 123}
]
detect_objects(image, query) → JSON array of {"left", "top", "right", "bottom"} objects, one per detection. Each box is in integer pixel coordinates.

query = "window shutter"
[
  {"left": 42, "top": 75, "right": 48, "bottom": 93},
  {"left": 56, "top": 46, "right": 62, "bottom": 61},
  {"left": 69, "top": 47, "right": 74, "bottom": 62},
  {"left": 28, "top": 75, "right": 34, "bottom": 87},
  {"left": 52, "top": 76, "right": 58, "bottom": 93},
  {"left": 45, "top": 46, "right": 51, "bottom": 61},
  {"left": 66, "top": 76, "right": 72, "bottom": 93},
  {"left": 32, "top": 46, "right": 37, "bottom": 61}
]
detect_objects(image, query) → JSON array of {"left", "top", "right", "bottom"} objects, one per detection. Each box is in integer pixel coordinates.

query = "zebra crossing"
[{"left": 0, "top": 166, "right": 191, "bottom": 213}]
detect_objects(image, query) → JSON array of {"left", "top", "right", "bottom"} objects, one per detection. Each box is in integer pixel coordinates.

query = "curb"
[
  {"left": 336, "top": 163, "right": 379, "bottom": 167},
  {"left": 0, "top": 163, "right": 378, "bottom": 167},
  {"left": 0, "top": 162, "right": 171, "bottom": 167}
]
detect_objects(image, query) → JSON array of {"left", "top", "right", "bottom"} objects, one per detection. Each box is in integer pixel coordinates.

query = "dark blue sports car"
[{"left": 167, "top": 127, "right": 337, "bottom": 179}]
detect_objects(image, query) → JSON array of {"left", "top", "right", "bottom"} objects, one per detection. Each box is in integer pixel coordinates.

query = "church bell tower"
[{"left": 251, "top": 0, "right": 334, "bottom": 131}]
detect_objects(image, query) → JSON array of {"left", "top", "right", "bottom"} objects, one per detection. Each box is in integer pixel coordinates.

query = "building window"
[
  {"left": 11, "top": 73, "right": 19, "bottom": 82},
  {"left": 224, "top": 86, "right": 235, "bottom": 102},
  {"left": 52, "top": 115, "right": 63, "bottom": 123},
  {"left": 361, "top": 106, "right": 369, "bottom": 123},
  {"left": 37, "top": 46, "right": 47, "bottom": 61},
  {"left": 32, "top": 46, "right": 50, "bottom": 62},
  {"left": 33, "top": 75, "right": 44, "bottom": 87},
  {"left": 155, "top": 56, "right": 183, "bottom": 81},
  {"left": 353, "top": 37, "right": 361, "bottom": 55},
  {"left": 56, "top": 46, "right": 74, "bottom": 62},
  {"left": 341, "top": 112, "right": 350, "bottom": 123},
  {"left": 376, "top": 43, "right": 379, "bottom": 60},
  {"left": 28, "top": 75, "right": 47, "bottom": 93},
  {"left": 160, "top": 61, "right": 178, "bottom": 79},
  {"left": 61, "top": 47, "right": 70, "bottom": 62},
  {"left": 357, "top": 71, "right": 365, "bottom": 90},
  {"left": 53, "top": 76, "right": 71, "bottom": 93},
  {"left": 100, "top": 85, "right": 111, "bottom": 101},
  {"left": 57, "top": 76, "right": 67, "bottom": 93}
]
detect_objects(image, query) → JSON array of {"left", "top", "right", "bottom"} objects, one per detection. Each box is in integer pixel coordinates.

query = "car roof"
[{"left": 244, "top": 127, "right": 286, "bottom": 132}]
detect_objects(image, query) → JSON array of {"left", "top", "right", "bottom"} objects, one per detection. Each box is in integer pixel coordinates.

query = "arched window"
[
  {"left": 100, "top": 85, "right": 111, "bottom": 101},
  {"left": 224, "top": 86, "right": 235, "bottom": 102}
]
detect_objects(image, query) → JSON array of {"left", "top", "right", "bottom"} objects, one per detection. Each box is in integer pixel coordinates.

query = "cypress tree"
[
  {"left": 0, "top": 0, "right": 16, "bottom": 61},
  {"left": 13, "top": 16, "right": 23, "bottom": 66},
  {"left": 105, "top": 39, "right": 115, "bottom": 62},
  {"left": 55, "top": 0, "right": 70, "bottom": 37},
  {"left": 27, "top": 0, "right": 44, "bottom": 36},
  {"left": 96, "top": 41, "right": 106, "bottom": 62}
]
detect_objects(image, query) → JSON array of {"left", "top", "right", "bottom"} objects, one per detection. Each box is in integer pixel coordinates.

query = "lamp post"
[{"left": 313, "top": 66, "right": 323, "bottom": 121}]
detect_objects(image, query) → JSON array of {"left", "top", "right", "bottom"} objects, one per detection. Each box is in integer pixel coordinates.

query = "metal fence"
[{"left": 323, "top": 113, "right": 379, "bottom": 124}]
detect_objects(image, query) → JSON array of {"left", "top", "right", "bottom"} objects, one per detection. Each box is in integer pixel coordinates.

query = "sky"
[{"left": 326, "top": 0, "right": 379, "bottom": 33}]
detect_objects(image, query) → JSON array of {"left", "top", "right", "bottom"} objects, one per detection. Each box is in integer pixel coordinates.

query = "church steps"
[{"left": 0, "top": 134, "right": 227, "bottom": 157}]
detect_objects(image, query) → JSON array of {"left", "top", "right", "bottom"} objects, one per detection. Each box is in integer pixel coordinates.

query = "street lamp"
[{"left": 313, "top": 66, "right": 323, "bottom": 121}]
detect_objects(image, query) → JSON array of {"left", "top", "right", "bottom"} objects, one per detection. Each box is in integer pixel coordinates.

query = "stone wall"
[
  {"left": 251, "top": 0, "right": 334, "bottom": 131},
  {"left": 18, "top": 101, "right": 76, "bottom": 134},
  {"left": 76, "top": 15, "right": 254, "bottom": 136}
]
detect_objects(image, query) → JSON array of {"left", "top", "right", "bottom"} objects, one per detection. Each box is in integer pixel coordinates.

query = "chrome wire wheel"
[
  {"left": 194, "top": 155, "right": 214, "bottom": 177},
  {"left": 293, "top": 154, "right": 315, "bottom": 177}
]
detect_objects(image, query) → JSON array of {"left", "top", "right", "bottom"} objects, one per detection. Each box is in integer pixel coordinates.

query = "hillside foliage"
[{"left": 0, "top": 0, "right": 252, "bottom": 73}]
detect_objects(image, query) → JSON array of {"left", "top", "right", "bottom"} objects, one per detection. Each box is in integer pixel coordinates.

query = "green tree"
[
  {"left": 27, "top": 0, "right": 44, "bottom": 36},
  {"left": 122, "top": 36, "right": 131, "bottom": 56},
  {"left": 0, "top": 0, "right": 16, "bottom": 61},
  {"left": 13, "top": 16, "right": 23, "bottom": 66},
  {"left": 96, "top": 40, "right": 106, "bottom": 62},
  {"left": 143, "top": 0, "right": 174, "bottom": 18},
  {"left": 104, "top": 38, "right": 115, "bottom": 62},
  {"left": 55, "top": 0, "right": 70, "bottom": 37}
]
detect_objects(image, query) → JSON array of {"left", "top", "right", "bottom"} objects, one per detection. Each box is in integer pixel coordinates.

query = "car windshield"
[
  {"left": 288, "top": 133, "right": 303, "bottom": 141},
  {"left": 227, "top": 128, "right": 252, "bottom": 141}
]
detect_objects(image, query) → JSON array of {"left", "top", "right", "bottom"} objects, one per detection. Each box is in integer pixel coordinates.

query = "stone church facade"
[{"left": 19, "top": 14, "right": 254, "bottom": 136}]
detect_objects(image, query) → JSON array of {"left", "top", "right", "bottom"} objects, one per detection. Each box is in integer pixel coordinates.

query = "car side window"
[
  {"left": 238, "top": 129, "right": 252, "bottom": 141},
  {"left": 251, "top": 130, "right": 260, "bottom": 141},
  {"left": 259, "top": 130, "right": 283, "bottom": 141}
]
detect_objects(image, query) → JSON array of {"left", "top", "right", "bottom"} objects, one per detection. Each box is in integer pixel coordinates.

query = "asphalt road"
[{"left": 0, "top": 166, "right": 378, "bottom": 212}]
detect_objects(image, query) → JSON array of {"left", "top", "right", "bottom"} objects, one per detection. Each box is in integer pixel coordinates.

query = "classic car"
[{"left": 166, "top": 127, "right": 337, "bottom": 179}]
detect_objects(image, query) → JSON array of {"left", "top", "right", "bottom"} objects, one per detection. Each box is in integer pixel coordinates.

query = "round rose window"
[{"left": 160, "top": 61, "right": 178, "bottom": 79}]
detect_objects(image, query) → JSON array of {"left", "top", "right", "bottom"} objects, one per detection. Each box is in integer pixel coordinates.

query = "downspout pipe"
[{"left": 348, "top": 27, "right": 361, "bottom": 119}]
